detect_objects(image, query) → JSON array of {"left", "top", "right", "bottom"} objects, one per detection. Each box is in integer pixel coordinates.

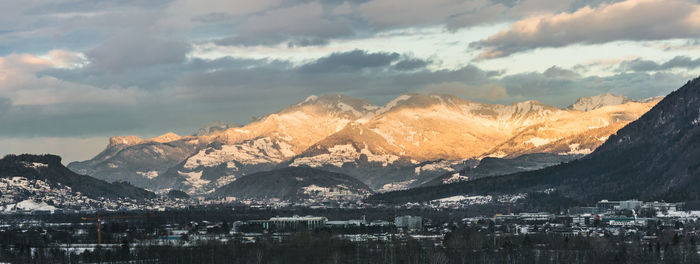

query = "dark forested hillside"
[
  {"left": 370, "top": 77, "right": 700, "bottom": 204},
  {"left": 0, "top": 154, "right": 155, "bottom": 200},
  {"left": 212, "top": 167, "right": 372, "bottom": 201}
]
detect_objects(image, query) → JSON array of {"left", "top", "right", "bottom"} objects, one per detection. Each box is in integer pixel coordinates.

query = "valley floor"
[{"left": 2, "top": 200, "right": 700, "bottom": 263}]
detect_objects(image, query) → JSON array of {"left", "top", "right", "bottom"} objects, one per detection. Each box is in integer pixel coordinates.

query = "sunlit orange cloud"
[{"left": 475, "top": 0, "right": 700, "bottom": 59}]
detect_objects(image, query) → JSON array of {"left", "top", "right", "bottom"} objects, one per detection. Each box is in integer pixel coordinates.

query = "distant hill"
[
  {"left": 211, "top": 167, "right": 372, "bottom": 201},
  {"left": 0, "top": 154, "right": 155, "bottom": 200},
  {"left": 421, "top": 153, "right": 581, "bottom": 187},
  {"left": 369, "top": 77, "right": 700, "bottom": 204}
]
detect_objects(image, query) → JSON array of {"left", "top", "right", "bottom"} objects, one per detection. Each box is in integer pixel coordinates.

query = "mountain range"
[
  {"left": 369, "top": 77, "right": 700, "bottom": 204},
  {"left": 67, "top": 93, "right": 660, "bottom": 195}
]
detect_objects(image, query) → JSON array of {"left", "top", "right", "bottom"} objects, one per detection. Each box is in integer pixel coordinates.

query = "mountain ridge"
[
  {"left": 69, "top": 92, "right": 661, "bottom": 194},
  {"left": 368, "top": 76, "right": 700, "bottom": 204}
]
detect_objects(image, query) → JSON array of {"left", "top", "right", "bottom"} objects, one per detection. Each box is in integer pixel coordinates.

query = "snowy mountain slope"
[
  {"left": 201, "top": 94, "right": 377, "bottom": 149},
  {"left": 67, "top": 132, "right": 202, "bottom": 187},
  {"left": 483, "top": 99, "right": 660, "bottom": 158},
  {"left": 72, "top": 92, "right": 661, "bottom": 194},
  {"left": 150, "top": 95, "right": 379, "bottom": 194},
  {"left": 370, "top": 76, "right": 700, "bottom": 204},
  {"left": 286, "top": 93, "right": 658, "bottom": 189},
  {"left": 292, "top": 94, "right": 569, "bottom": 165},
  {"left": 566, "top": 94, "right": 631, "bottom": 112}
]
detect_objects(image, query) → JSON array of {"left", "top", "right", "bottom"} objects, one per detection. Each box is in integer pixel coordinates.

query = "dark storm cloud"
[
  {"left": 618, "top": 56, "right": 700, "bottom": 72},
  {"left": 393, "top": 58, "right": 430, "bottom": 71},
  {"left": 213, "top": 2, "right": 355, "bottom": 47},
  {"left": 41, "top": 56, "right": 290, "bottom": 92},
  {"left": 86, "top": 31, "right": 192, "bottom": 73},
  {"left": 543, "top": 66, "right": 581, "bottom": 79},
  {"left": 496, "top": 69, "right": 685, "bottom": 105},
  {"left": 298, "top": 49, "right": 400, "bottom": 73},
  {"left": 1, "top": 48, "right": 689, "bottom": 139}
]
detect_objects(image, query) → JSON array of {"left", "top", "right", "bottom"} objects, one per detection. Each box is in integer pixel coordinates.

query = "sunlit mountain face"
[
  {"left": 68, "top": 92, "right": 660, "bottom": 194},
  {"left": 371, "top": 77, "right": 700, "bottom": 204}
]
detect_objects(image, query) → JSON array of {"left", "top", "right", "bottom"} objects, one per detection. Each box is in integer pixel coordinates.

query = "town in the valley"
[{"left": 2, "top": 196, "right": 700, "bottom": 263}]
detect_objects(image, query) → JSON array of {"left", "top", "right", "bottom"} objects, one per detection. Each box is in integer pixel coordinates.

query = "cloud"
[
  {"left": 298, "top": 49, "right": 400, "bottom": 73},
  {"left": 472, "top": 0, "right": 700, "bottom": 58},
  {"left": 46, "top": 50, "right": 88, "bottom": 69},
  {"left": 214, "top": 2, "right": 354, "bottom": 47},
  {"left": 0, "top": 97, "right": 10, "bottom": 116},
  {"left": 393, "top": 58, "right": 431, "bottom": 71},
  {"left": 0, "top": 47, "right": 689, "bottom": 142},
  {"left": 357, "top": 0, "right": 486, "bottom": 29},
  {"left": 543, "top": 65, "right": 581, "bottom": 79},
  {"left": 0, "top": 53, "right": 54, "bottom": 74},
  {"left": 0, "top": 52, "right": 147, "bottom": 106},
  {"left": 619, "top": 56, "right": 700, "bottom": 72},
  {"left": 86, "top": 31, "right": 192, "bottom": 73}
]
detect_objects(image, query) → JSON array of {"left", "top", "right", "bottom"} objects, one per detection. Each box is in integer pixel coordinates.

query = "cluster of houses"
[
  {"left": 462, "top": 199, "right": 697, "bottom": 238},
  {"left": 234, "top": 215, "right": 423, "bottom": 234}
]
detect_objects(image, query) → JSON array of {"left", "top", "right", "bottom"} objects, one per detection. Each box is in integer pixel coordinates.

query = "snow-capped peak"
[
  {"left": 288, "top": 94, "right": 377, "bottom": 119},
  {"left": 567, "top": 93, "right": 632, "bottom": 112},
  {"left": 107, "top": 133, "right": 182, "bottom": 148},
  {"left": 374, "top": 93, "right": 465, "bottom": 115}
]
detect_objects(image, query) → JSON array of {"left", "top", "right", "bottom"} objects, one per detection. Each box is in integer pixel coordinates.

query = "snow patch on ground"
[
  {"left": 442, "top": 173, "right": 469, "bottom": 184},
  {"left": 22, "top": 162, "right": 48, "bottom": 170},
  {"left": 415, "top": 160, "right": 457, "bottom": 175},
  {"left": 301, "top": 184, "right": 365, "bottom": 199},
  {"left": 184, "top": 137, "right": 295, "bottom": 169},
  {"left": 337, "top": 102, "right": 362, "bottom": 118},
  {"left": 3, "top": 199, "right": 57, "bottom": 213},
  {"left": 378, "top": 179, "right": 416, "bottom": 192},
  {"left": 291, "top": 144, "right": 399, "bottom": 167},
  {"left": 525, "top": 137, "right": 553, "bottom": 147},
  {"left": 370, "top": 128, "right": 396, "bottom": 145},
  {"left": 563, "top": 143, "right": 592, "bottom": 155},
  {"left": 178, "top": 170, "right": 209, "bottom": 189},
  {"left": 434, "top": 195, "right": 492, "bottom": 204},
  {"left": 136, "top": 171, "right": 159, "bottom": 179},
  {"left": 214, "top": 175, "right": 237, "bottom": 187},
  {"left": 376, "top": 94, "right": 412, "bottom": 114}
]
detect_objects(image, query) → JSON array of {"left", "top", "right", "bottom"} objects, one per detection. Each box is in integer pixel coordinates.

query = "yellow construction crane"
[{"left": 81, "top": 213, "right": 144, "bottom": 244}]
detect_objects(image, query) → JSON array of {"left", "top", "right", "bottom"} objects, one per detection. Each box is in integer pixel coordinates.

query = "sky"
[{"left": 0, "top": 0, "right": 699, "bottom": 163}]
